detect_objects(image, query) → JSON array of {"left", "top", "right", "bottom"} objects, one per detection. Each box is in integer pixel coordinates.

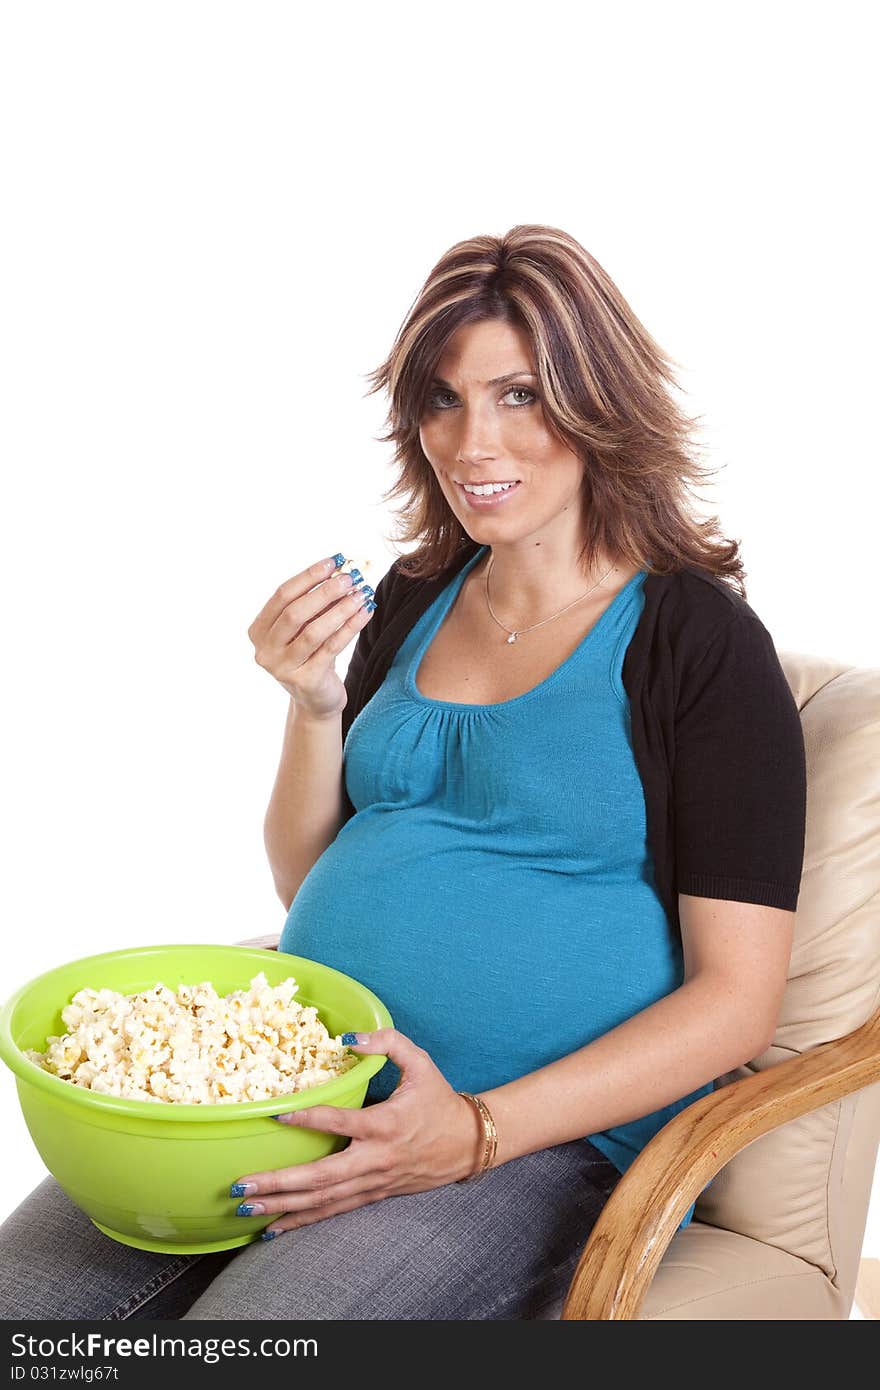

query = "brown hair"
[{"left": 363, "top": 224, "right": 747, "bottom": 598}]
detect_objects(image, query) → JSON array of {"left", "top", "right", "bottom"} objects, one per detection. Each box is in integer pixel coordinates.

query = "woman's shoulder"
[
  {"left": 630, "top": 567, "right": 797, "bottom": 748},
  {"left": 642, "top": 563, "right": 765, "bottom": 640},
  {"left": 628, "top": 564, "right": 785, "bottom": 696}
]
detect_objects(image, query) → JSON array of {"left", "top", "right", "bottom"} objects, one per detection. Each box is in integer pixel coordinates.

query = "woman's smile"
[{"left": 454, "top": 479, "right": 523, "bottom": 509}]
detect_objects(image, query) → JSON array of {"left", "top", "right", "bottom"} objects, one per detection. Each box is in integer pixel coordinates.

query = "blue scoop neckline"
[{"left": 405, "top": 545, "right": 646, "bottom": 713}]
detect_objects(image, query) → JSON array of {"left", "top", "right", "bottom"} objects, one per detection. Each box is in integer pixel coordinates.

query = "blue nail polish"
[
  {"left": 260, "top": 1230, "right": 278, "bottom": 1241},
  {"left": 360, "top": 585, "right": 375, "bottom": 598},
  {"left": 341, "top": 1032, "right": 360, "bottom": 1045},
  {"left": 348, "top": 568, "right": 363, "bottom": 583},
  {"left": 332, "top": 553, "right": 346, "bottom": 569},
  {"left": 229, "top": 1183, "right": 248, "bottom": 1198},
  {"left": 236, "top": 1202, "right": 256, "bottom": 1216},
  {"left": 365, "top": 601, "right": 377, "bottom": 612},
  {"left": 272, "top": 1113, "right": 288, "bottom": 1122}
]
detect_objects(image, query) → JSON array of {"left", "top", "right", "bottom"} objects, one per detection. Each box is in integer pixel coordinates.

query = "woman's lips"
[{"left": 456, "top": 480, "right": 522, "bottom": 510}]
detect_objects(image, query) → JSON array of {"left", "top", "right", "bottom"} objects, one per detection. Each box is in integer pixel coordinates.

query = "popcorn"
[
  {"left": 23, "top": 971, "right": 359, "bottom": 1104},
  {"left": 336, "top": 555, "right": 372, "bottom": 578}
]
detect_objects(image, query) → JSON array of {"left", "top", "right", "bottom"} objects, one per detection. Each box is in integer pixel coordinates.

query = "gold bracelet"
[{"left": 455, "top": 1092, "right": 499, "bottom": 1183}]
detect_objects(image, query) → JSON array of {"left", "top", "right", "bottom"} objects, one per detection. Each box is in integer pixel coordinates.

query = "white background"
[{"left": 1, "top": 1, "right": 877, "bottom": 1310}]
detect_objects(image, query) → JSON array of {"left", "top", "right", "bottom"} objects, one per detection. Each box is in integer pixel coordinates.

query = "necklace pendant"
[{"left": 507, "top": 631, "right": 518, "bottom": 644}]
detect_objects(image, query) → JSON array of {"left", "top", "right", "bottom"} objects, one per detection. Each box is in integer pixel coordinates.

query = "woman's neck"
[{"left": 470, "top": 544, "right": 630, "bottom": 626}]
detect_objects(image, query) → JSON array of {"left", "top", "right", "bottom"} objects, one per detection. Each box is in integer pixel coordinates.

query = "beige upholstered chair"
[
  {"left": 554, "top": 650, "right": 880, "bottom": 1319},
  {"left": 241, "top": 650, "right": 880, "bottom": 1320}
]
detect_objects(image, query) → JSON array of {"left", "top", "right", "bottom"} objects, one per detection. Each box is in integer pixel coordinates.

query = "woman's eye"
[{"left": 504, "top": 386, "right": 536, "bottom": 406}]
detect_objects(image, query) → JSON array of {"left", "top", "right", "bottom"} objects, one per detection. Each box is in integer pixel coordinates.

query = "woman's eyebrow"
[{"left": 430, "top": 371, "right": 538, "bottom": 388}]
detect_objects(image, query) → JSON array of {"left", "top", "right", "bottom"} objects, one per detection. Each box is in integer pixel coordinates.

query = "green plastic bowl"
[{"left": 0, "top": 944, "right": 393, "bottom": 1253}]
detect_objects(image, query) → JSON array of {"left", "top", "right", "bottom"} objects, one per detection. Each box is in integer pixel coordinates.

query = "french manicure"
[{"left": 229, "top": 1182, "right": 258, "bottom": 1198}]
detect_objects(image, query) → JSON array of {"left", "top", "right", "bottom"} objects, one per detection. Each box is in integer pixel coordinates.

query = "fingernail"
[
  {"left": 347, "top": 568, "right": 363, "bottom": 583},
  {"left": 272, "top": 1113, "right": 290, "bottom": 1122},
  {"left": 260, "top": 1229, "right": 279, "bottom": 1241},
  {"left": 332, "top": 553, "right": 346, "bottom": 569},
  {"left": 236, "top": 1201, "right": 266, "bottom": 1216},
  {"left": 229, "top": 1182, "right": 257, "bottom": 1198},
  {"left": 341, "top": 1032, "right": 361, "bottom": 1045}
]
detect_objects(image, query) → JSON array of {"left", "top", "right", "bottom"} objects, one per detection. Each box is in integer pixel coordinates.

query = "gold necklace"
[{"left": 484, "top": 552, "right": 618, "bottom": 645}]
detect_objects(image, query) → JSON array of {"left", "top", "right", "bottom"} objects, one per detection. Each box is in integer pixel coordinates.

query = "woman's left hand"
[{"left": 230, "top": 1028, "right": 484, "bottom": 1237}]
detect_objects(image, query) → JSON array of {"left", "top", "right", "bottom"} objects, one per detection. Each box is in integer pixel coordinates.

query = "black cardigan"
[{"left": 339, "top": 540, "right": 807, "bottom": 941}]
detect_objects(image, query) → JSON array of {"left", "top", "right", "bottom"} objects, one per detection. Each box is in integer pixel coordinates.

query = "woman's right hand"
[{"left": 247, "top": 557, "right": 375, "bottom": 720}]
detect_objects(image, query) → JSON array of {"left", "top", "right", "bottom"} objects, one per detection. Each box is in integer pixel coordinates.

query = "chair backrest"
[{"left": 694, "top": 651, "right": 880, "bottom": 1308}]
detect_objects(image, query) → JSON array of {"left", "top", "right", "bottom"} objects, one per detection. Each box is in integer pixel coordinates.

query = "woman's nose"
[{"left": 453, "top": 405, "right": 500, "bottom": 458}]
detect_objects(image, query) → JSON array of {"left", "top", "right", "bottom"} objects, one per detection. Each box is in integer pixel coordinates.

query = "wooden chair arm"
[{"left": 562, "top": 1006, "right": 880, "bottom": 1319}]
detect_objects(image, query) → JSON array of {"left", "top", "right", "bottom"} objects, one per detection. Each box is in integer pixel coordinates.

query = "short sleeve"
[{"left": 673, "top": 614, "right": 807, "bottom": 910}]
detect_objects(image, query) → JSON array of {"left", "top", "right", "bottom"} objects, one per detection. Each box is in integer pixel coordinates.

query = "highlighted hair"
[{"left": 363, "top": 224, "right": 746, "bottom": 597}]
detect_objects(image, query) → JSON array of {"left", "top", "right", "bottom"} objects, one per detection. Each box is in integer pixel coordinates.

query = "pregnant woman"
[{"left": 0, "top": 224, "right": 806, "bottom": 1320}]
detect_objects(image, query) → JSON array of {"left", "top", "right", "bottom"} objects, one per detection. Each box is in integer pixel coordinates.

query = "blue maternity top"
[{"left": 279, "top": 544, "right": 713, "bottom": 1229}]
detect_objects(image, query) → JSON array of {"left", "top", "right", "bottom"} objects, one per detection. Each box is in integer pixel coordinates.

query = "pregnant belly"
[{"left": 277, "top": 823, "right": 681, "bottom": 1099}]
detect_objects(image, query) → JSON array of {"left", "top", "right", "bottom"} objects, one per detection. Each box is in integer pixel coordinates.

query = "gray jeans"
[{"left": 0, "top": 1138, "right": 620, "bottom": 1321}]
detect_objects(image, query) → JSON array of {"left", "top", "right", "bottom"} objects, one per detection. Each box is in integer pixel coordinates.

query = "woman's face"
[{"left": 419, "top": 318, "right": 585, "bottom": 543}]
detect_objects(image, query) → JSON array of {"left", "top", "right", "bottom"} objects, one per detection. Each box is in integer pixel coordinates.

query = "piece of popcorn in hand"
[{"left": 336, "top": 556, "right": 374, "bottom": 589}]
